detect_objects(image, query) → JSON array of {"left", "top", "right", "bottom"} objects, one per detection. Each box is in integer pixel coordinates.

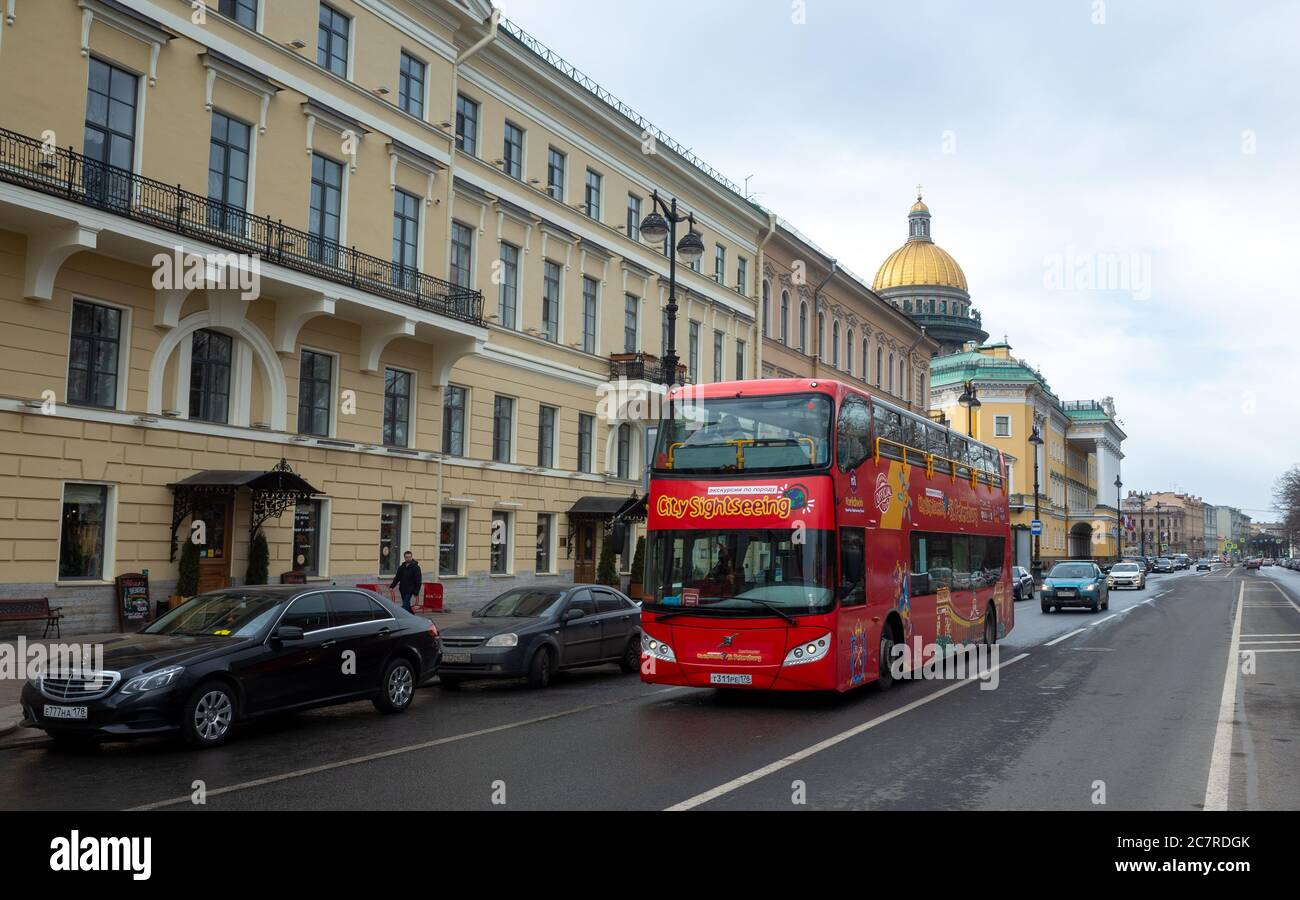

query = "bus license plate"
[
  {"left": 709, "top": 673, "right": 752, "bottom": 686},
  {"left": 43, "top": 705, "right": 88, "bottom": 720}
]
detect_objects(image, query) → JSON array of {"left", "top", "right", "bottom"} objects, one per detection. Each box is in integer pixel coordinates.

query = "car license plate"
[
  {"left": 43, "top": 705, "right": 87, "bottom": 720},
  {"left": 442, "top": 652, "right": 471, "bottom": 664},
  {"left": 709, "top": 673, "right": 752, "bottom": 686},
  {"left": 1057, "top": 588, "right": 1075, "bottom": 597}
]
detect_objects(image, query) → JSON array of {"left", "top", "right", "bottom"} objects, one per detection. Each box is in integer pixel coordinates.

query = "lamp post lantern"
[
  {"left": 1029, "top": 423, "right": 1044, "bottom": 583},
  {"left": 638, "top": 190, "right": 703, "bottom": 392},
  {"left": 957, "top": 380, "right": 981, "bottom": 438}
]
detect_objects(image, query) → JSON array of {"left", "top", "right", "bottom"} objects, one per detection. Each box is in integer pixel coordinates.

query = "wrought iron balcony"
[
  {"left": 608, "top": 352, "right": 689, "bottom": 384},
  {"left": 0, "top": 127, "right": 483, "bottom": 325}
]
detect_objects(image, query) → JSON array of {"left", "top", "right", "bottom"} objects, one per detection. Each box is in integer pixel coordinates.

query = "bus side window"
[
  {"left": 836, "top": 395, "right": 870, "bottom": 471},
  {"left": 839, "top": 528, "right": 866, "bottom": 607}
]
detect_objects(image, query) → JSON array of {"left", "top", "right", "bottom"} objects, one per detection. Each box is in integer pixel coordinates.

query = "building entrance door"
[
  {"left": 194, "top": 496, "right": 234, "bottom": 594},
  {"left": 574, "top": 522, "right": 597, "bottom": 583}
]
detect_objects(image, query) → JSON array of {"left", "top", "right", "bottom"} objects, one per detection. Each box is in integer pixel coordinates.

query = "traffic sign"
[{"left": 1030, "top": 520, "right": 1043, "bottom": 536}]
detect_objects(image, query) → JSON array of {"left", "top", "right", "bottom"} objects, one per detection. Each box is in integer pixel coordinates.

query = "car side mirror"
[
  {"left": 273, "top": 625, "right": 304, "bottom": 643},
  {"left": 564, "top": 608, "right": 586, "bottom": 622}
]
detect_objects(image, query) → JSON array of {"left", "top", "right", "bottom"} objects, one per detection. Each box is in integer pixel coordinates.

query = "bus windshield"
[
  {"left": 644, "top": 528, "right": 835, "bottom": 615},
  {"left": 653, "top": 393, "right": 831, "bottom": 473}
]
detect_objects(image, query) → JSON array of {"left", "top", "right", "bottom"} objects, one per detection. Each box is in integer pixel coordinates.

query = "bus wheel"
[
  {"left": 876, "top": 628, "right": 896, "bottom": 692},
  {"left": 984, "top": 606, "right": 997, "bottom": 646}
]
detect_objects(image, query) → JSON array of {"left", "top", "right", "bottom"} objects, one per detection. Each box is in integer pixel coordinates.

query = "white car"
[{"left": 1107, "top": 562, "right": 1146, "bottom": 590}]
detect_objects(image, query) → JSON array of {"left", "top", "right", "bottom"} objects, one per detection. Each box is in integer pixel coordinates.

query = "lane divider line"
[
  {"left": 1204, "top": 581, "right": 1244, "bottom": 812},
  {"left": 1045, "top": 628, "right": 1088, "bottom": 647},
  {"left": 665, "top": 653, "right": 1031, "bottom": 812},
  {"left": 127, "top": 686, "right": 688, "bottom": 811}
]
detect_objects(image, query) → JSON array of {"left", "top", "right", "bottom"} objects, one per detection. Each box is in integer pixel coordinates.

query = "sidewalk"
[{"left": 0, "top": 632, "right": 134, "bottom": 738}]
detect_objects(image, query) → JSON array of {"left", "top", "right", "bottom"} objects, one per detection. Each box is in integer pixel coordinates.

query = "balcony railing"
[
  {"left": 609, "top": 352, "right": 689, "bottom": 384},
  {"left": 0, "top": 127, "right": 483, "bottom": 325}
]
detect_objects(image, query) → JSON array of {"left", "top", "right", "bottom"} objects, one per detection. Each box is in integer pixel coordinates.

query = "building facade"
[
  {"left": 929, "top": 343, "right": 1126, "bottom": 567},
  {"left": 1122, "top": 491, "right": 1208, "bottom": 558},
  {"left": 0, "top": 0, "right": 775, "bottom": 631},
  {"left": 872, "top": 194, "right": 987, "bottom": 356},
  {"left": 759, "top": 221, "right": 938, "bottom": 404}
]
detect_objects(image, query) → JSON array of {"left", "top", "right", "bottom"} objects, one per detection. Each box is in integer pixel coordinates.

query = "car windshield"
[
  {"left": 1157, "top": 558, "right": 1171, "bottom": 564},
  {"left": 1112, "top": 564, "right": 1139, "bottom": 573},
  {"left": 1048, "top": 563, "right": 1096, "bottom": 579},
  {"left": 644, "top": 528, "right": 835, "bottom": 615},
  {"left": 478, "top": 589, "right": 565, "bottom": 618},
  {"left": 653, "top": 393, "right": 832, "bottom": 473},
  {"left": 143, "top": 593, "right": 284, "bottom": 637}
]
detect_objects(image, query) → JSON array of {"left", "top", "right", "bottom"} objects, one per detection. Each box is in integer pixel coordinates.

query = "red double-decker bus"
[{"left": 640, "top": 378, "right": 1013, "bottom": 692}]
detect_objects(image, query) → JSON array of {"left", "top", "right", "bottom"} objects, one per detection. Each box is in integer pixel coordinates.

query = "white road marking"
[
  {"left": 1204, "top": 581, "right": 1244, "bottom": 812},
  {"left": 1095, "top": 614, "right": 1118, "bottom": 625},
  {"left": 1241, "top": 633, "right": 1300, "bottom": 638},
  {"left": 665, "top": 653, "right": 1031, "bottom": 811},
  {"left": 1045, "top": 628, "right": 1088, "bottom": 647},
  {"left": 127, "top": 686, "right": 688, "bottom": 811},
  {"left": 1248, "top": 649, "right": 1300, "bottom": 653},
  {"left": 1240, "top": 640, "right": 1300, "bottom": 645}
]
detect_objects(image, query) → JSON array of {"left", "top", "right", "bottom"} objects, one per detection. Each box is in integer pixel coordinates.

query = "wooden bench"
[{"left": 0, "top": 598, "right": 64, "bottom": 638}]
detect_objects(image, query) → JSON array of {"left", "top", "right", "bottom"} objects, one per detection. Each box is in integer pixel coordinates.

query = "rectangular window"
[
  {"left": 297, "top": 349, "right": 332, "bottom": 436},
  {"left": 547, "top": 147, "right": 566, "bottom": 200},
  {"left": 490, "top": 511, "right": 511, "bottom": 575},
  {"left": 398, "top": 51, "right": 425, "bottom": 118},
  {"left": 450, "top": 221, "right": 473, "bottom": 289},
  {"left": 218, "top": 0, "right": 257, "bottom": 28},
  {"left": 207, "top": 111, "right": 251, "bottom": 233},
  {"left": 736, "top": 257, "right": 748, "bottom": 294},
  {"left": 713, "top": 330, "right": 724, "bottom": 382},
  {"left": 58, "top": 484, "right": 109, "bottom": 580},
  {"left": 498, "top": 242, "right": 519, "bottom": 329},
  {"left": 309, "top": 153, "right": 344, "bottom": 264},
  {"left": 379, "top": 503, "right": 404, "bottom": 576},
  {"left": 714, "top": 245, "right": 726, "bottom": 284},
  {"left": 840, "top": 527, "right": 866, "bottom": 607},
  {"left": 626, "top": 194, "right": 642, "bottom": 241},
  {"left": 439, "top": 507, "right": 461, "bottom": 576},
  {"left": 503, "top": 121, "right": 524, "bottom": 179},
  {"left": 688, "top": 322, "right": 700, "bottom": 382},
  {"left": 189, "top": 328, "right": 232, "bottom": 423},
  {"left": 455, "top": 94, "right": 478, "bottom": 155},
  {"left": 623, "top": 293, "right": 638, "bottom": 353},
  {"left": 735, "top": 339, "right": 746, "bottom": 379},
  {"left": 585, "top": 169, "right": 601, "bottom": 219},
  {"left": 492, "top": 395, "right": 514, "bottom": 462},
  {"left": 293, "top": 499, "right": 322, "bottom": 577},
  {"left": 994, "top": 415, "right": 1011, "bottom": 437},
  {"left": 391, "top": 189, "right": 420, "bottom": 289},
  {"left": 68, "top": 300, "right": 121, "bottom": 409},
  {"left": 83, "top": 57, "right": 138, "bottom": 210},
  {"left": 536, "top": 513, "right": 553, "bottom": 573},
  {"left": 543, "top": 261, "right": 562, "bottom": 343},
  {"left": 578, "top": 413, "right": 594, "bottom": 473},
  {"left": 442, "top": 385, "right": 466, "bottom": 456},
  {"left": 617, "top": 424, "right": 631, "bottom": 479},
  {"left": 538, "top": 405, "right": 556, "bottom": 468},
  {"left": 383, "top": 368, "right": 411, "bottom": 447},
  {"left": 317, "top": 3, "right": 350, "bottom": 77}
]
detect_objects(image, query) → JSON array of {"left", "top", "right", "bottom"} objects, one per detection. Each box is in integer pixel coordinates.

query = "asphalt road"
[{"left": 1, "top": 566, "right": 1295, "bottom": 811}]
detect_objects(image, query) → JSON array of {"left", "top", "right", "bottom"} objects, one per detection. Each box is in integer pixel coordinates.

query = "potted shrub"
[
  {"left": 628, "top": 535, "right": 646, "bottom": 601},
  {"left": 597, "top": 534, "right": 619, "bottom": 586},
  {"left": 172, "top": 539, "right": 200, "bottom": 609},
  {"left": 246, "top": 529, "right": 269, "bottom": 586}
]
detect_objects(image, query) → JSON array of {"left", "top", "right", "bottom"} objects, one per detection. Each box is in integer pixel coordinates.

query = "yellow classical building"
[{"left": 0, "top": 0, "right": 779, "bottom": 629}]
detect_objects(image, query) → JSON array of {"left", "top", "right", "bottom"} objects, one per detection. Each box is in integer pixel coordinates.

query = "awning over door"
[{"left": 167, "top": 459, "right": 321, "bottom": 560}]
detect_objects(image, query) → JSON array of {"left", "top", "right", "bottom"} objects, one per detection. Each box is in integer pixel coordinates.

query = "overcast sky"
[{"left": 500, "top": 0, "right": 1299, "bottom": 519}]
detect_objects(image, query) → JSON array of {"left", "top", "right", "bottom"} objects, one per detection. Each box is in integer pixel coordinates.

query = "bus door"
[{"left": 838, "top": 526, "right": 871, "bottom": 687}]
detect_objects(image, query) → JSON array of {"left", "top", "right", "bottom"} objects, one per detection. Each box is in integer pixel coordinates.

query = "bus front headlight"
[
  {"left": 783, "top": 633, "right": 831, "bottom": 667},
  {"left": 642, "top": 633, "right": 675, "bottom": 662}
]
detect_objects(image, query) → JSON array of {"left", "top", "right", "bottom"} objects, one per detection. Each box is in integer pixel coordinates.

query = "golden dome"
[
  {"left": 910, "top": 198, "right": 930, "bottom": 214},
  {"left": 873, "top": 240, "right": 968, "bottom": 292}
]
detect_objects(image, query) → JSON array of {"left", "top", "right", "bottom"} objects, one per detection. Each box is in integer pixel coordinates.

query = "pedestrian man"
[{"left": 389, "top": 550, "right": 422, "bottom": 612}]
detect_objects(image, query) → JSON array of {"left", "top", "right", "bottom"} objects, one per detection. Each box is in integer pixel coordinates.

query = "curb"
[{"left": 0, "top": 704, "right": 22, "bottom": 739}]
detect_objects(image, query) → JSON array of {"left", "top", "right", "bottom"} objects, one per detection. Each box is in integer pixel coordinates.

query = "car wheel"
[
  {"left": 1090, "top": 597, "right": 1100, "bottom": 613},
  {"left": 528, "top": 646, "right": 554, "bottom": 689},
  {"left": 618, "top": 636, "right": 641, "bottom": 674},
  {"left": 984, "top": 606, "right": 997, "bottom": 645},
  {"left": 374, "top": 658, "right": 416, "bottom": 713},
  {"left": 182, "top": 681, "right": 236, "bottom": 749},
  {"left": 875, "top": 628, "right": 896, "bottom": 692},
  {"left": 1041, "top": 601, "right": 1051, "bottom": 613},
  {"left": 438, "top": 676, "right": 463, "bottom": 690}
]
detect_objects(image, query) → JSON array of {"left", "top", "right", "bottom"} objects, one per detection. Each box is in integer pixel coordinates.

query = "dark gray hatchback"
[{"left": 437, "top": 585, "right": 641, "bottom": 689}]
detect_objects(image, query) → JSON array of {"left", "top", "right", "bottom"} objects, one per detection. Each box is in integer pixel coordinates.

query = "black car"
[
  {"left": 1011, "top": 566, "right": 1035, "bottom": 601},
  {"left": 21, "top": 586, "right": 440, "bottom": 749},
  {"left": 438, "top": 585, "right": 641, "bottom": 689}
]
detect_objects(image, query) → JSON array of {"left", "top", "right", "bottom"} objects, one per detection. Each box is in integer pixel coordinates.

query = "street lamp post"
[
  {"left": 957, "top": 380, "right": 981, "bottom": 438},
  {"left": 1138, "top": 492, "right": 1147, "bottom": 558},
  {"left": 1029, "top": 423, "right": 1044, "bottom": 584},
  {"left": 637, "top": 191, "right": 704, "bottom": 391},
  {"left": 1114, "top": 475, "right": 1123, "bottom": 562},
  {"left": 1155, "top": 501, "right": 1163, "bottom": 556}
]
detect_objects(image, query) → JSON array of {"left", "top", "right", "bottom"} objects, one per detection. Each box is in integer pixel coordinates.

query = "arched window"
[
  {"left": 799, "top": 302, "right": 808, "bottom": 354},
  {"left": 875, "top": 346, "right": 882, "bottom": 388},
  {"left": 862, "top": 337, "right": 869, "bottom": 380},
  {"left": 617, "top": 423, "right": 631, "bottom": 479},
  {"left": 817, "top": 312, "right": 826, "bottom": 360},
  {"left": 888, "top": 352, "right": 895, "bottom": 393},
  {"left": 846, "top": 328, "right": 854, "bottom": 373},
  {"left": 780, "top": 290, "right": 790, "bottom": 344},
  {"left": 900, "top": 359, "right": 907, "bottom": 401},
  {"left": 831, "top": 321, "right": 840, "bottom": 368},
  {"left": 761, "top": 281, "right": 770, "bottom": 337}
]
